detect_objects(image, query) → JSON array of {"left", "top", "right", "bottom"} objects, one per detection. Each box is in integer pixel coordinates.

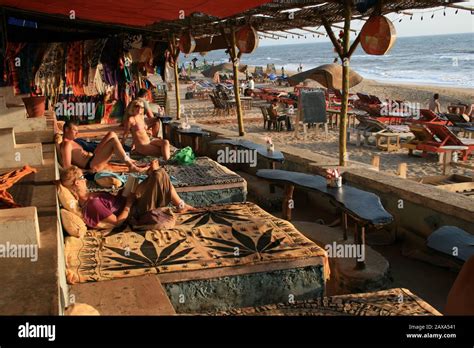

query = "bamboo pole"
[
  {"left": 339, "top": 0, "right": 352, "bottom": 166},
  {"left": 170, "top": 36, "right": 181, "bottom": 120},
  {"left": 229, "top": 28, "right": 245, "bottom": 136}
]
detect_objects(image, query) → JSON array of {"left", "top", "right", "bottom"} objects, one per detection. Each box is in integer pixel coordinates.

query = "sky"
[{"left": 259, "top": 2, "right": 474, "bottom": 46}]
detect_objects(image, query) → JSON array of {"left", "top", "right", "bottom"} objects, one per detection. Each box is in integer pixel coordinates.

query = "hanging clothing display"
[
  {"left": 35, "top": 42, "right": 66, "bottom": 97},
  {"left": 66, "top": 41, "right": 85, "bottom": 95}
]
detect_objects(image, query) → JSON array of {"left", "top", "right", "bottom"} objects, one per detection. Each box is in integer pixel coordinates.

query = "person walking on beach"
[
  {"left": 429, "top": 93, "right": 441, "bottom": 113},
  {"left": 298, "top": 63, "right": 303, "bottom": 72},
  {"left": 60, "top": 121, "right": 145, "bottom": 173}
]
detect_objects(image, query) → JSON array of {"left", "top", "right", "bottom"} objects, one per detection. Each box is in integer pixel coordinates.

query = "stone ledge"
[{"left": 344, "top": 168, "right": 474, "bottom": 225}]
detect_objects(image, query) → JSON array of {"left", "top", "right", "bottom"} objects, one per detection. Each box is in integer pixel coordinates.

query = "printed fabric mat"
[
  {"left": 65, "top": 202, "right": 329, "bottom": 284},
  {"left": 208, "top": 288, "right": 442, "bottom": 316},
  {"left": 87, "top": 157, "right": 245, "bottom": 192}
]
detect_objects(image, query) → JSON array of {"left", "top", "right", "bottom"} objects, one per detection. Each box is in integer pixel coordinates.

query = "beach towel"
[
  {"left": 0, "top": 165, "right": 37, "bottom": 208},
  {"left": 65, "top": 202, "right": 329, "bottom": 284}
]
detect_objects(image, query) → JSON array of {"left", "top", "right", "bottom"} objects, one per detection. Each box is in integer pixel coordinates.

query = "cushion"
[
  {"left": 65, "top": 303, "right": 100, "bottom": 316},
  {"left": 61, "top": 209, "right": 86, "bottom": 238},
  {"left": 95, "top": 176, "right": 123, "bottom": 189},
  {"left": 57, "top": 184, "right": 82, "bottom": 218}
]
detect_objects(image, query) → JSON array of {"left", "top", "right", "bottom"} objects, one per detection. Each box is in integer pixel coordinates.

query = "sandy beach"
[{"left": 179, "top": 75, "right": 474, "bottom": 179}]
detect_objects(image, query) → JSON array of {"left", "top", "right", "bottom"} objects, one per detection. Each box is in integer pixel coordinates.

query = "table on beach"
[
  {"left": 256, "top": 169, "right": 394, "bottom": 269},
  {"left": 163, "top": 122, "right": 210, "bottom": 155},
  {"left": 439, "top": 145, "right": 469, "bottom": 175},
  {"left": 326, "top": 108, "right": 368, "bottom": 130}
]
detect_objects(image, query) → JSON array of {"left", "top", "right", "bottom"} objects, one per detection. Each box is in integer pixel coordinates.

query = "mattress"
[{"left": 65, "top": 202, "right": 329, "bottom": 284}]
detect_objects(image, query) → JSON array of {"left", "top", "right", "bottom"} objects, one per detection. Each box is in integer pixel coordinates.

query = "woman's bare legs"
[
  {"left": 135, "top": 139, "right": 171, "bottom": 160},
  {"left": 90, "top": 132, "right": 147, "bottom": 172}
]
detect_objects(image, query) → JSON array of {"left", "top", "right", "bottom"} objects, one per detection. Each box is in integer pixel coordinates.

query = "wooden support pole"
[
  {"left": 355, "top": 225, "right": 366, "bottom": 270},
  {"left": 371, "top": 154, "right": 380, "bottom": 170},
  {"left": 229, "top": 28, "right": 245, "bottom": 136},
  {"left": 339, "top": 0, "right": 352, "bottom": 166},
  {"left": 398, "top": 163, "right": 407, "bottom": 178},
  {"left": 283, "top": 184, "right": 295, "bottom": 221}
]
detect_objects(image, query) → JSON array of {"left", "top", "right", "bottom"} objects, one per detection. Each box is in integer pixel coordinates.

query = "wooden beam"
[
  {"left": 446, "top": 3, "right": 474, "bottom": 11},
  {"left": 170, "top": 35, "right": 181, "bottom": 120},
  {"left": 331, "top": 24, "right": 357, "bottom": 33},
  {"left": 281, "top": 30, "right": 304, "bottom": 37},
  {"left": 299, "top": 27, "right": 326, "bottom": 36},
  {"left": 321, "top": 16, "right": 343, "bottom": 59},
  {"left": 261, "top": 31, "right": 287, "bottom": 38},
  {"left": 229, "top": 28, "right": 245, "bottom": 136},
  {"left": 347, "top": 32, "right": 361, "bottom": 58}
]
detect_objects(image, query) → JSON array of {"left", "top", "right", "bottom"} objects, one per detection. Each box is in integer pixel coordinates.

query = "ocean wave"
[{"left": 438, "top": 55, "right": 474, "bottom": 61}]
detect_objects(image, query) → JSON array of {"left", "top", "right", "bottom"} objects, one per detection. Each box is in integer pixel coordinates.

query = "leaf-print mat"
[{"left": 65, "top": 202, "right": 329, "bottom": 284}]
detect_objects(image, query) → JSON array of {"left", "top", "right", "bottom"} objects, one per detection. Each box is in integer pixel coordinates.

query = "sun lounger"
[
  {"left": 353, "top": 115, "right": 411, "bottom": 146},
  {"left": 406, "top": 109, "right": 448, "bottom": 125},
  {"left": 403, "top": 123, "right": 474, "bottom": 160}
]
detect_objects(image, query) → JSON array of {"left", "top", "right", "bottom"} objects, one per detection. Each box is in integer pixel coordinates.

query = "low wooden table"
[
  {"left": 439, "top": 145, "right": 469, "bottom": 175},
  {"left": 210, "top": 138, "right": 285, "bottom": 193},
  {"left": 175, "top": 125, "right": 210, "bottom": 155},
  {"left": 256, "top": 169, "right": 393, "bottom": 269},
  {"left": 375, "top": 132, "right": 401, "bottom": 152}
]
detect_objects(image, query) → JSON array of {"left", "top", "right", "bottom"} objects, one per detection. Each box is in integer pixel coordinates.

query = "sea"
[{"left": 181, "top": 32, "right": 474, "bottom": 88}]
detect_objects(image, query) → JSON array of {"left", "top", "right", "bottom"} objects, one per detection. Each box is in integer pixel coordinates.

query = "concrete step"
[
  {"left": 70, "top": 275, "right": 176, "bottom": 315},
  {"left": 0, "top": 128, "right": 43, "bottom": 168},
  {"left": 0, "top": 206, "right": 41, "bottom": 247}
]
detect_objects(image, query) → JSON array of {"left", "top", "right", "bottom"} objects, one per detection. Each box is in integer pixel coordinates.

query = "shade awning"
[{"left": 0, "top": 0, "right": 272, "bottom": 27}]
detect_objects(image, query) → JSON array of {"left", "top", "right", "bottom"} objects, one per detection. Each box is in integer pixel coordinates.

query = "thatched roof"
[{"left": 147, "top": 0, "right": 467, "bottom": 39}]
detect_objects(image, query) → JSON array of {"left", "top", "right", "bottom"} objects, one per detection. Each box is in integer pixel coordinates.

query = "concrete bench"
[
  {"left": 257, "top": 169, "right": 393, "bottom": 269},
  {"left": 427, "top": 226, "right": 474, "bottom": 262},
  {"left": 211, "top": 138, "right": 285, "bottom": 193}
]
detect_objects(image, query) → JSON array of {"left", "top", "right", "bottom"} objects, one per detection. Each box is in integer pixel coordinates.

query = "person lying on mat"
[
  {"left": 60, "top": 121, "right": 146, "bottom": 173},
  {"left": 122, "top": 100, "right": 171, "bottom": 160},
  {"left": 60, "top": 161, "right": 193, "bottom": 229},
  {"left": 428, "top": 93, "right": 441, "bottom": 113}
]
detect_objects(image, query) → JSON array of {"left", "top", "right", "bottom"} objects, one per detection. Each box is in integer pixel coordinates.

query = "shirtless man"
[{"left": 60, "top": 121, "right": 146, "bottom": 172}]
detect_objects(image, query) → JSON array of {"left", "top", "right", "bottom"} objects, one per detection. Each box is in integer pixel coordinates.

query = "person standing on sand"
[{"left": 428, "top": 93, "right": 441, "bottom": 113}]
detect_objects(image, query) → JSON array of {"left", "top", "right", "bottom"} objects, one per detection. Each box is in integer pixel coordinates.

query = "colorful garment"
[{"left": 0, "top": 165, "right": 37, "bottom": 208}]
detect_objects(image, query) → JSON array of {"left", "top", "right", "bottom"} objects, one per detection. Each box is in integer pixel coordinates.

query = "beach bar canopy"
[{"left": 1, "top": 0, "right": 469, "bottom": 165}]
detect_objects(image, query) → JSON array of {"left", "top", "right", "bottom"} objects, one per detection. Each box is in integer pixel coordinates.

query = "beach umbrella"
[
  {"left": 288, "top": 63, "right": 363, "bottom": 90},
  {"left": 202, "top": 62, "right": 248, "bottom": 78}
]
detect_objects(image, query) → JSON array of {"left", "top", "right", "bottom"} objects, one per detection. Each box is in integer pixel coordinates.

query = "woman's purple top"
[{"left": 82, "top": 193, "right": 126, "bottom": 228}]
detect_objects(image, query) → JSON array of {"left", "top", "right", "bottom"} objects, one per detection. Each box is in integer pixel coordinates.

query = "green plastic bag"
[{"left": 171, "top": 146, "right": 196, "bottom": 165}]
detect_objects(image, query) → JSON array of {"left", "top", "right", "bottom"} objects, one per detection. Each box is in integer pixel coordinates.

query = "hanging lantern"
[
  {"left": 235, "top": 25, "right": 259, "bottom": 54},
  {"left": 360, "top": 15, "right": 397, "bottom": 55},
  {"left": 178, "top": 32, "right": 196, "bottom": 54}
]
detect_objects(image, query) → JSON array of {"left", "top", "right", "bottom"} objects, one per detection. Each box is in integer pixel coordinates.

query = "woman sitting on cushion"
[
  {"left": 122, "top": 100, "right": 171, "bottom": 160},
  {"left": 60, "top": 161, "right": 193, "bottom": 229}
]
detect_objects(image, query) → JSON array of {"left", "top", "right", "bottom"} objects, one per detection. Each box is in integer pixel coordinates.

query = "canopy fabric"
[
  {"left": 202, "top": 63, "right": 248, "bottom": 78},
  {"left": 0, "top": 0, "right": 271, "bottom": 27},
  {"left": 288, "top": 63, "right": 363, "bottom": 90}
]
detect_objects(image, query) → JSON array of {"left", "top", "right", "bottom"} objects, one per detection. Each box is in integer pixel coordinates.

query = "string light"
[
  {"left": 312, "top": 34, "right": 315, "bottom": 37},
  {"left": 410, "top": 15, "right": 413, "bottom": 20},
  {"left": 431, "top": 12, "right": 434, "bottom": 19},
  {"left": 421, "top": 15, "right": 423, "bottom": 20},
  {"left": 455, "top": 9, "right": 458, "bottom": 14},
  {"left": 443, "top": 8, "right": 446, "bottom": 16}
]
